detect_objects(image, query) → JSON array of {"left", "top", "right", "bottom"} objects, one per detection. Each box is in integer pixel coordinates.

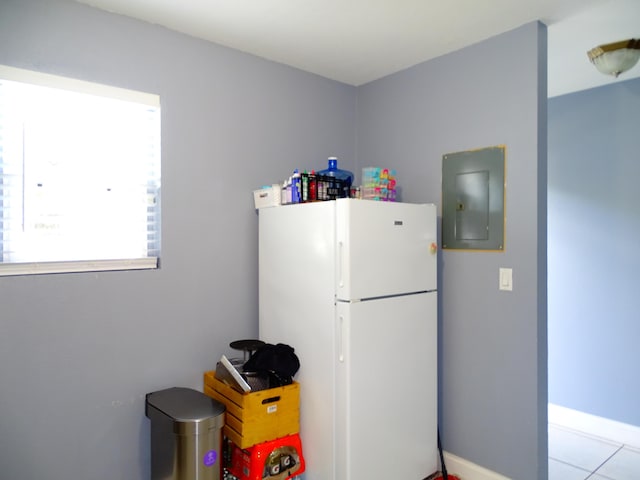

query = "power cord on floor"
[
  {"left": 423, "top": 429, "right": 449, "bottom": 480},
  {"left": 438, "top": 428, "right": 449, "bottom": 480}
]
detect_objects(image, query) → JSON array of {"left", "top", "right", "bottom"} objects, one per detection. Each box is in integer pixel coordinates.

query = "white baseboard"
[
  {"left": 442, "top": 452, "right": 511, "bottom": 480},
  {"left": 548, "top": 403, "right": 640, "bottom": 449}
]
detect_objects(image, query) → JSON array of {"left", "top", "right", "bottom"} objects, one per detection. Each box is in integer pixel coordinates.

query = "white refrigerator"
[{"left": 258, "top": 198, "right": 438, "bottom": 480}]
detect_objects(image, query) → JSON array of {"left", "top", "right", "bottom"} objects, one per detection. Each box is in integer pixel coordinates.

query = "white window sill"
[{"left": 0, "top": 258, "right": 158, "bottom": 276}]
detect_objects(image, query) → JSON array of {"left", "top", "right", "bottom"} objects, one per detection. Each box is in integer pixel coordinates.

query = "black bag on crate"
[{"left": 242, "top": 343, "right": 300, "bottom": 389}]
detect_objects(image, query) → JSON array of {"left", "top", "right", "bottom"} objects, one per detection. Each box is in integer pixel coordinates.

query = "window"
[{"left": 0, "top": 66, "right": 161, "bottom": 276}]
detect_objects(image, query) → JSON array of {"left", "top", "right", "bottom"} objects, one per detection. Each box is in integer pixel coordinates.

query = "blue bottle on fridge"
[
  {"left": 291, "top": 169, "right": 302, "bottom": 203},
  {"left": 316, "top": 157, "right": 354, "bottom": 200}
]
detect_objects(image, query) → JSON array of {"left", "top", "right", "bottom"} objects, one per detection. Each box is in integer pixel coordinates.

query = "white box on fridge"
[{"left": 258, "top": 198, "right": 438, "bottom": 480}]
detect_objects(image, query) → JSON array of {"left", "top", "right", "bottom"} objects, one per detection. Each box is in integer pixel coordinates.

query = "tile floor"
[{"left": 549, "top": 424, "right": 640, "bottom": 479}]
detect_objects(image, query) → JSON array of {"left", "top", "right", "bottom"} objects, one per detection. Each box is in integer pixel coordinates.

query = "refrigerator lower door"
[{"left": 336, "top": 292, "right": 438, "bottom": 480}]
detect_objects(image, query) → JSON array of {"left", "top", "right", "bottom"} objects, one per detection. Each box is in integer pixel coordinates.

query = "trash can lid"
[{"left": 146, "top": 387, "right": 225, "bottom": 422}]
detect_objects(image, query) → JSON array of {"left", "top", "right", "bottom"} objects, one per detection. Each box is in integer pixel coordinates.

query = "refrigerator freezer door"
[
  {"left": 335, "top": 292, "right": 438, "bottom": 480},
  {"left": 335, "top": 199, "right": 437, "bottom": 301}
]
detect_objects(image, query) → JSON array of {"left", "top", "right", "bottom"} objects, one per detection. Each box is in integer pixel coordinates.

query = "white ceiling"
[{"left": 75, "top": 0, "right": 640, "bottom": 96}]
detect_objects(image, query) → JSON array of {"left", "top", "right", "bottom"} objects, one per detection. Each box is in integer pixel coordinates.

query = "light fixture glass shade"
[{"left": 588, "top": 39, "right": 640, "bottom": 77}]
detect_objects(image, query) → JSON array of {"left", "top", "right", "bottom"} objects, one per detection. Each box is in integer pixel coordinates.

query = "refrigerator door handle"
[
  {"left": 338, "top": 241, "right": 344, "bottom": 288},
  {"left": 338, "top": 315, "right": 344, "bottom": 362}
]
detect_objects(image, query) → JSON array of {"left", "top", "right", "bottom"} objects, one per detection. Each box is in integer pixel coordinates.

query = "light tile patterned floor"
[{"left": 549, "top": 424, "right": 640, "bottom": 479}]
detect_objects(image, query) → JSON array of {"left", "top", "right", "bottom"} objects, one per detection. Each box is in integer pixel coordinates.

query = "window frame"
[{"left": 0, "top": 65, "right": 161, "bottom": 277}]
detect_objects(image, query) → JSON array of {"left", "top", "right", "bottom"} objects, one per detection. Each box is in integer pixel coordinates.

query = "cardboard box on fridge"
[{"left": 253, "top": 185, "right": 281, "bottom": 209}]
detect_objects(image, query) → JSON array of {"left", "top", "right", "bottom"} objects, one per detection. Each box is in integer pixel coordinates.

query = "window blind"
[{"left": 0, "top": 65, "right": 161, "bottom": 276}]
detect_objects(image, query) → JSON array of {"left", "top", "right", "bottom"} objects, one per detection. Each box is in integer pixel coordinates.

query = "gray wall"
[
  {"left": 548, "top": 77, "right": 640, "bottom": 427},
  {"left": 355, "top": 22, "right": 548, "bottom": 479},
  {"left": 0, "top": 1, "right": 548, "bottom": 479},
  {"left": 0, "top": 1, "right": 355, "bottom": 479}
]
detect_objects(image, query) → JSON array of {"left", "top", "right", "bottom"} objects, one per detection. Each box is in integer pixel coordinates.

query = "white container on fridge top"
[{"left": 258, "top": 198, "right": 438, "bottom": 480}]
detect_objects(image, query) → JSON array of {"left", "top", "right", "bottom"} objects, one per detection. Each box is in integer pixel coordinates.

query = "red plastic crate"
[{"left": 227, "top": 433, "right": 305, "bottom": 480}]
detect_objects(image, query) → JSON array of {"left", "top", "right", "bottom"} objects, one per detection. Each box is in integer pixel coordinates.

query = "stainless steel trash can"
[{"left": 146, "top": 387, "right": 225, "bottom": 480}]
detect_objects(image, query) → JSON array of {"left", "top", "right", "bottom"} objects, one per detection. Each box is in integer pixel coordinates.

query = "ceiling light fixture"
[{"left": 587, "top": 39, "right": 640, "bottom": 78}]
